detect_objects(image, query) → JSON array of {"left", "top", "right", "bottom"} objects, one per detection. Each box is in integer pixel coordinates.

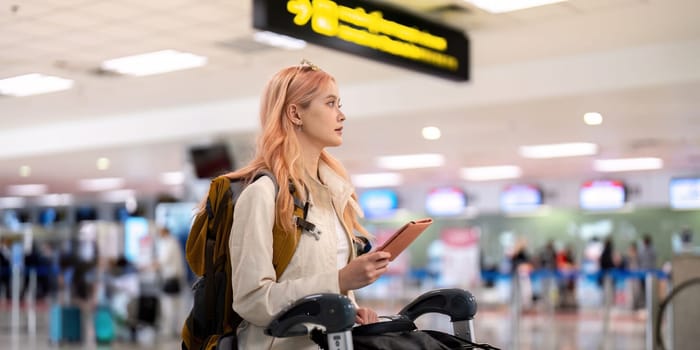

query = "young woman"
[{"left": 226, "top": 60, "right": 391, "bottom": 349}]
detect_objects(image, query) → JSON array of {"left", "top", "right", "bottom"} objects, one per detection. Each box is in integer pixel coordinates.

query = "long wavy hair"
[{"left": 219, "top": 63, "right": 369, "bottom": 238}]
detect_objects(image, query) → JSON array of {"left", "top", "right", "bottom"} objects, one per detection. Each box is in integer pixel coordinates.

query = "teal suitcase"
[
  {"left": 94, "top": 304, "right": 115, "bottom": 344},
  {"left": 49, "top": 303, "right": 82, "bottom": 344}
]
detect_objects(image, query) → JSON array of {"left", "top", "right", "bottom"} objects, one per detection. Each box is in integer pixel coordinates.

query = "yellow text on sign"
[{"left": 287, "top": 0, "right": 458, "bottom": 71}]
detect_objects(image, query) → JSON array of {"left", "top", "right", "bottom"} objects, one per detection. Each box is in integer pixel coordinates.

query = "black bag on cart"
[
  {"left": 319, "top": 316, "right": 475, "bottom": 350},
  {"left": 267, "top": 288, "right": 500, "bottom": 350}
]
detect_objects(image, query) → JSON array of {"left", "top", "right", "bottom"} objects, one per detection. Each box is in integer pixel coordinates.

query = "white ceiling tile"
[
  {"left": 222, "top": 0, "right": 252, "bottom": 12},
  {"left": 0, "top": 46, "right": 47, "bottom": 69},
  {"left": 134, "top": 0, "right": 202, "bottom": 10},
  {"left": 7, "top": 20, "right": 62, "bottom": 37},
  {"left": 7, "top": 43, "right": 63, "bottom": 65},
  {"left": 104, "top": 40, "right": 180, "bottom": 59},
  {"left": 183, "top": 22, "right": 250, "bottom": 43},
  {"left": 129, "top": 14, "right": 191, "bottom": 32},
  {"left": 0, "top": 7, "right": 18, "bottom": 24},
  {"left": 39, "top": 10, "right": 105, "bottom": 29},
  {"left": 146, "top": 34, "right": 201, "bottom": 51},
  {"left": 505, "top": 3, "right": 577, "bottom": 22},
  {"left": 56, "top": 30, "right": 119, "bottom": 49},
  {"left": 97, "top": 23, "right": 159, "bottom": 40},
  {"left": 466, "top": 13, "right": 521, "bottom": 31},
  {"left": 0, "top": 2, "right": 54, "bottom": 20},
  {"left": 567, "top": 0, "right": 647, "bottom": 12},
  {"left": 176, "top": 3, "right": 238, "bottom": 23},
  {"left": 79, "top": 1, "right": 145, "bottom": 21},
  {"left": 0, "top": 26, "right": 31, "bottom": 46}
]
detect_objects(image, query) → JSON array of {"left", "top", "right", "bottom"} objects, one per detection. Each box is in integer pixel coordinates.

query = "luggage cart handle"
[
  {"left": 399, "top": 288, "right": 477, "bottom": 322},
  {"left": 266, "top": 293, "right": 356, "bottom": 338}
]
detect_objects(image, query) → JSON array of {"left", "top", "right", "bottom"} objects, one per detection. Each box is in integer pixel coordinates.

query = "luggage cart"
[{"left": 266, "top": 288, "right": 499, "bottom": 350}]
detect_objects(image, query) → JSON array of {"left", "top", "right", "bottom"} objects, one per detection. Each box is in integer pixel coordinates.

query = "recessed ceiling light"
[
  {"left": 253, "top": 31, "right": 307, "bottom": 50},
  {"left": 376, "top": 153, "right": 445, "bottom": 170},
  {"left": 460, "top": 165, "right": 522, "bottom": 181},
  {"left": 0, "top": 73, "right": 74, "bottom": 97},
  {"left": 594, "top": 157, "right": 663, "bottom": 172},
  {"left": 584, "top": 112, "right": 603, "bottom": 125},
  {"left": 19, "top": 166, "right": 31, "bottom": 177},
  {"left": 351, "top": 172, "right": 403, "bottom": 188},
  {"left": 100, "top": 50, "right": 208, "bottom": 76},
  {"left": 97, "top": 157, "right": 110, "bottom": 170},
  {"left": 519, "top": 142, "right": 598, "bottom": 159},
  {"left": 464, "top": 0, "right": 568, "bottom": 13},
  {"left": 421, "top": 126, "right": 441, "bottom": 140},
  {"left": 7, "top": 184, "right": 48, "bottom": 196}
]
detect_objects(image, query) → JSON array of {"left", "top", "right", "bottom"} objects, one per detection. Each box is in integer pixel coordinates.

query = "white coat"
[{"left": 229, "top": 162, "right": 362, "bottom": 349}]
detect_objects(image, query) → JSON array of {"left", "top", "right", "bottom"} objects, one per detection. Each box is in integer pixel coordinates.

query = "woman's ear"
[{"left": 286, "top": 104, "right": 302, "bottom": 125}]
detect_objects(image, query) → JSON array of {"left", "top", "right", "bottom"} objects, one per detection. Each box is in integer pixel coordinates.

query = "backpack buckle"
[{"left": 294, "top": 216, "right": 321, "bottom": 240}]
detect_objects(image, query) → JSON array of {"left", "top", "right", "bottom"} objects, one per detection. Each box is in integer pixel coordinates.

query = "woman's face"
[{"left": 297, "top": 80, "right": 345, "bottom": 150}]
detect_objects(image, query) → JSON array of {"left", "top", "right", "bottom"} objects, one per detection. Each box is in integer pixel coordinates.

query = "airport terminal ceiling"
[{"left": 1, "top": 0, "right": 700, "bottom": 198}]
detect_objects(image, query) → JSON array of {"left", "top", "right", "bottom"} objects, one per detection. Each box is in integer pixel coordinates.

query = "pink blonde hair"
[{"left": 219, "top": 64, "right": 369, "bottom": 238}]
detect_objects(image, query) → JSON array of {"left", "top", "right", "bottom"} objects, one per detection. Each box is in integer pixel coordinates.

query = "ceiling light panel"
[
  {"left": 421, "top": 126, "right": 441, "bottom": 140},
  {"left": 376, "top": 153, "right": 445, "bottom": 170},
  {"left": 253, "top": 31, "right": 307, "bottom": 50},
  {"left": 0, "top": 73, "right": 74, "bottom": 97},
  {"left": 351, "top": 172, "right": 403, "bottom": 188},
  {"left": 584, "top": 112, "right": 603, "bottom": 125},
  {"left": 100, "top": 50, "right": 208, "bottom": 76},
  {"left": 19, "top": 166, "right": 31, "bottom": 177},
  {"left": 594, "top": 157, "right": 663, "bottom": 172},
  {"left": 464, "top": 0, "right": 568, "bottom": 13},
  {"left": 97, "top": 157, "right": 110, "bottom": 170},
  {"left": 461, "top": 165, "right": 522, "bottom": 181},
  {"left": 519, "top": 142, "right": 598, "bottom": 159}
]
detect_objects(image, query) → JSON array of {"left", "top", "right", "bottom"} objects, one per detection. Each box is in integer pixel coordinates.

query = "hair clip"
[{"left": 299, "top": 58, "right": 319, "bottom": 71}]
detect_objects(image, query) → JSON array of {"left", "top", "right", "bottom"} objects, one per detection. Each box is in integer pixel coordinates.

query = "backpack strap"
[
  {"left": 289, "top": 182, "right": 320, "bottom": 239},
  {"left": 203, "top": 176, "right": 236, "bottom": 335},
  {"left": 248, "top": 171, "right": 316, "bottom": 280}
]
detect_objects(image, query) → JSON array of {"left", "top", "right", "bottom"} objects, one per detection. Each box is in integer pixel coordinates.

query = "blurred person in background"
[
  {"left": 21, "top": 242, "right": 54, "bottom": 302},
  {"left": 510, "top": 238, "right": 532, "bottom": 274},
  {"left": 556, "top": 243, "right": 577, "bottom": 309},
  {"left": 539, "top": 240, "right": 557, "bottom": 272},
  {"left": 680, "top": 226, "right": 693, "bottom": 243},
  {"left": 622, "top": 242, "right": 643, "bottom": 310},
  {"left": 598, "top": 237, "right": 616, "bottom": 287},
  {"left": 638, "top": 234, "right": 657, "bottom": 272},
  {"left": 107, "top": 255, "right": 140, "bottom": 340},
  {"left": 153, "top": 226, "right": 185, "bottom": 339},
  {"left": 0, "top": 238, "right": 11, "bottom": 302},
  {"left": 59, "top": 238, "right": 99, "bottom": 305},
  {"left": 638, "top": 234, "right": 657, "bottom": 309},
  {"left": 537, "top": 240, "right": 558, "bottom": 307},
  {"left": 510, "top": 238, "right": 534, "bottom": 310},
  {"left": 679, "top": 226, "right": 694, "bottom": 251}
]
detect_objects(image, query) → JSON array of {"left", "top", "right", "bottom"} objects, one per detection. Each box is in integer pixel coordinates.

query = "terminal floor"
[{"left": 0, "top": 302, "right": 647, "bottom": 350}]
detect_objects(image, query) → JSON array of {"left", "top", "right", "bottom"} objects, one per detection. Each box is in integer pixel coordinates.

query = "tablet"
[{"left": 376, "top": 218, "right": 433, "bottom": 261}]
